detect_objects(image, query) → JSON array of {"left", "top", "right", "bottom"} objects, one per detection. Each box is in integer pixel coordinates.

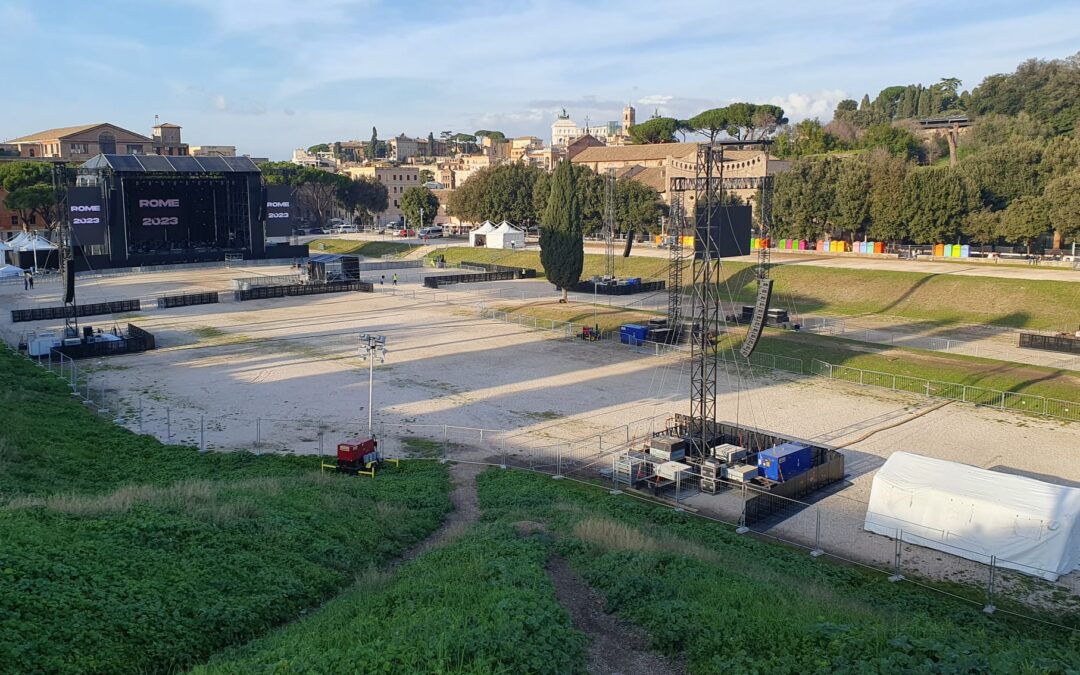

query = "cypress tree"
[{"left": 539, "top": 160, "right": 583, "bottom": 302}]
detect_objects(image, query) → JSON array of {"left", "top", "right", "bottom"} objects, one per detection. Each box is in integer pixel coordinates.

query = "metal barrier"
[
  {"left": 1019, "top": 332, "right": 1080, "bottom": 355},
  {"left": 233, "top": 280, "right": 373, "bottom": 301},
  {"left": 11, "top": 299, "right": 141, "bottom": 323},
  {"left": 157, "top": 292, "right": 220, "bottom": 309}
]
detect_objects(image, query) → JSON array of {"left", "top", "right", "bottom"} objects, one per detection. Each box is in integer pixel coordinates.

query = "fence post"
[
  {"left": 256, "top": 417, "right": 262, "bottom": 451},
  {"left": 199, "top": 414, "right": 206, "bottom": 453},
  {"left": 983, "top": 556, "right": 997, "bottom": 614},
  {"left": 166, "top": 407, "right": 172, "bottom": 444},
  {"left": 480, "top": 428, "right": 484, "bottom": 442},
  {"left": 500, "top": 446, "right": 507, "bottom": 469},
  {"left": 811, "top": 507, "right": 824, "bottom": 557},
  {"left": 999, "top": 392, "right": 1005, "bottom": 409},
  {"left": 99, "top": 386, "right": 108, "bottom": 413},
  {"left": 138, "top": 397, "right": 144, "bottom": 434},
  {"left": 674, "top": 471, "right": 683, "bottom": 511},
  {"left": 48, "top": 349, "right": 52, "bottom": 371},
  {"left": 610, "top": 456, "right": 622, "bottom": 494},
  {"left": 736, "top": 483, "right": 749, "bottom": 534},
  {"left": 553, "top": 445, "right": 563, "bottom": 479},
  {"left": 889, "top": 530, "right": 905, "bottom": 582}
]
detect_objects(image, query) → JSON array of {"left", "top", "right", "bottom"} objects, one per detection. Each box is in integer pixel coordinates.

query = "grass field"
[
  {"left": 431, "top": 246, "right": 1080, "bottom": 330},
  {"left": 195, "top": 522, "right": 587, "bottom": 674},
  {"left": 308, "top": 238, "right": 418, "bottom": 258},
  {"left": 476, "top": 470, "right": 1080, "bottom": 673},
  {"left": 0, "top": 349, "right": 452, "bottom": 674},
  {"left": 495, "top": 300, "right": 663, "bottom": 333}
]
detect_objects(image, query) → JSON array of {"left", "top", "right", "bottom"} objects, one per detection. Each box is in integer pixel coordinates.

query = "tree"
[
  {"left": 366, "top": 127, "right": 378, "bottom": 161},
  {"left": 628, "top": 117, "right": 682, "bottom": 144},
  {"left": 833, "top": 99, "right": 858, "bottom": 125},
  {"left": 400, "top": 186, "right": 439, "bottom": 229},
  {"left": 962, "top": 209, "right": 1002, "bottom": 248},
  {"left": 723, "top": 103, "right": 787, "bottom": 140},
  {"left": 616, "top": 177, "right": 665, "bottom": 234},
  {"left": 687, "top": 108, "right": 730, "bottom": 142},
  {"left": 900, "top": 166, "right": 979, "bottom": 243},
  {"left": 860, "top": 124, "right": 922, "bottom": 160},
  {"left": 960, "top": 141, "right": 1045, "bottom": 210},
  {"left": 257, "top": 161, "right": 301, "bottom": 186},
  {"left": 1000, "top": 195, "right": 1050, "bottom": 251},
  {"left": 447, "top": 163, "right": 544, "bottom": 225},
  {"left": 427, "top": 131, "right": 436, "bottom": 156},
  {"left": 293, "top": 167, "right": 349, "bottom": 226},
  {"left": 833, "top": 158, "right": 871, "bottom": 239},
  {"left": 539, "top": 161, "right": 583, "bottom": 302},
  {"left": 419, "top": 169, "right": 435, "bottom": 183},
  {"left": 1044, "top": 172, "right": 1080, "bottom": 244},
  {"left": 474, "top": 130, "right": 506, "bottom": 142},
  {"left": 865, "top": 150, "right": 911, "bottom": 241},
  {"left": 307, "top": 143, "right": 330, "bottom": 154},
  {"left": 0, "top": 161, "right": 64, "bottom": 232},
  {"left": 338, "top": 177, "right": 388, "bottom": 224},
  {"left": 771, "top": 157, "right": 838, "bottom": 240}
]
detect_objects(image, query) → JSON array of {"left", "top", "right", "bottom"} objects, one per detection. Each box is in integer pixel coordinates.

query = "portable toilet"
[
  {"left": 951, "top": 245, "right": 961, "bottom": 257},
  {"left": 816, "top": 240, "right": 826, "bottom": 251},
  {"left": 874, "top": 242, "right": 884, "bottom": 254},
  {"left": 960, "top": 244, "right": 970, "bottom": 258},
  {"left": 943, "top": 244, "right": 953, "bottom": 257}
]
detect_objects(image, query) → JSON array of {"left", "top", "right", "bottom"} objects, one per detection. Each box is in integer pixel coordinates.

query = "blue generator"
[
  {"left": 757, "top": 442, "right": 812, "bottom": 482},
  {"left": 619, "top": 324, "right": 648, "bottom": 345}
]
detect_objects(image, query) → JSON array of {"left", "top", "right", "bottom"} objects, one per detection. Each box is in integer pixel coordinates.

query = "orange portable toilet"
[
  {"left": 874, "top": 241, "right": 884, "bottom": 254},
  {"left": 816, "top": 240, "right": 825, "bottom": 251},
  {"left": 934, "top": 243, "right": 945, "bottom": 257}
]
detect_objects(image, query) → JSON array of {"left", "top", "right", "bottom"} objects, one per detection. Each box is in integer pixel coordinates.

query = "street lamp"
[{"left": 358, "top": 333, "right": 388, "bottom": 433}]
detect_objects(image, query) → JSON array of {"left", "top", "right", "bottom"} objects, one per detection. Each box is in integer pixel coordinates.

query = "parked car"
[
  {"left": 397, "top": 228, "right": 416, "bottom": 238},
  {"left": 418, "top": 226, "right": 443, "bottom": 238},
  {"left": 308, "top": 227, "right": 325, "bottom": 235},
  {"left": 336, "top": 224, "right": 359, "bottom": 234}
]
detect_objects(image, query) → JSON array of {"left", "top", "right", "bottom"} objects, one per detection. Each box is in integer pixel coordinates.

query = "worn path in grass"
[
  {"left": 547, "top": 555, "right": 683, "bottom": 675},
  {"left": 401, "top": 462, "right": 482, "bottom": 561}
]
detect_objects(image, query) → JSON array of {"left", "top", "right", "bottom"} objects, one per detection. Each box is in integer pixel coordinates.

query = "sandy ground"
[{"left": 4, "top": 264, "right": 1079, "bottom": 605}]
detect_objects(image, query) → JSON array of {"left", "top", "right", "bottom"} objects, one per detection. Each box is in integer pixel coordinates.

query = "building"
[
  {"left": 550, "top": 106, "right": 634, "bottom": 147},
  {"left": 570, "top": 142, "right": 784, "bottom": 214},
  {"left": 387, "top": 134, "right": 420, "bottom": 162},
  {"left": 344, "top": 165, "right": 420, "bottom": 225},
  {"left": 291, "top": 148, "right": 337, "bottom": 170},
  {"left": 189, "top": 145, "right": 237, "bottom": 157},
  {"left": 5, "top": 122, "right": 189, "bottom": 161}
]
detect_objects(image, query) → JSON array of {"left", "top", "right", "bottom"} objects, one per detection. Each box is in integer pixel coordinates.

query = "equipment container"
[
  {"left": 649, "top": 435, "right": 687, "bottom": 461},
  {"left": 723, "top": 464, "right": 760, "bottom": 482},
  {"left": 757, "top": 442, "right": 812, "bottom": 482},
  {"left": 619, "top": 324, "right": 648, "bottom": 344}
]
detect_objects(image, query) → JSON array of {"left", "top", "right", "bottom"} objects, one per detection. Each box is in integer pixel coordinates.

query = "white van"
[
  {"left": 336, "top": 224, "right": 359, "bottom": 234},
  {"left": 418, "top": 226, "right": 443, "bottom": 238}
]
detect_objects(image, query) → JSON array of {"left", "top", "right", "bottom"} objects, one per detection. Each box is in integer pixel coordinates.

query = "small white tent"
[
  {"left": 468, "top": 221, "right": 496, "bottom": 247},
  {"left": 16, "top": 235, "right": 57, "bottom": 251},
  {"left": 865, "top": 451, "right": 1080, "bottom": 581},
  {"left": 487, "top": 221, "right": 525, "bottom": 250},
  {"left": 0, "top": 264, "right": 23, "bottom": 279}
]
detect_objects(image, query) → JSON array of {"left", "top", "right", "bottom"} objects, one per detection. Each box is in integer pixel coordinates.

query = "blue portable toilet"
[
  {"left": 757, "top": 442, "right": 813, "bottom": 482},
  {"left": 960, "top": 244, "right": 970, "bottom": 258}
]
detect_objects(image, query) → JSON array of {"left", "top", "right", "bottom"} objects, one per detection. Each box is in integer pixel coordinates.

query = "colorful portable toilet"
[
  {"left": 682, "top": 235, "right": 694, "bottom": 248},
  {"left": 874, "top": 242, "right": 884, "bottom": 254},
  {"left": 960, "top": 244, "right": 970, "bottom": 258},
  {"left": 816, "top": 240, "right": 825, "bottom": 251},
  {"left": 943, "top": 244, "right": 953, "bottom": 257},
  {"left": 796, "top": 240, "right": 804, "bottom": 250},
  {"left": 934, "top": 243, "right": 945, "bottom": 257},
  {"left": 951, "top": 245, "right": 961, "bottom": 257}
]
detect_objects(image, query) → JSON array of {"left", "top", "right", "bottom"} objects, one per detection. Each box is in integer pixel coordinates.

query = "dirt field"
[{"left": 4, "top": 264, "right": 1079, "bottom": 600}]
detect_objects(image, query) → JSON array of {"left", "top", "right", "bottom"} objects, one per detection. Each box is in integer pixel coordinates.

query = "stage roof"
[{"left": 80, "top": 153, "right": 261, "bottom": 173}]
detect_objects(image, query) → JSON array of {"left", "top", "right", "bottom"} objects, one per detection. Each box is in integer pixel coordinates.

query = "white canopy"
[
  {"left": 14, "top": 234, "right": 57, "bottom": 251},
  {"left": 0, "top": 239, "right": 12, "bottom": 251},
  {"left": 0, "top": 264, "right": 23, "bottom": 278},
  {"left": 487, "top": 221, "right": 526, "bottom": 249},
  {"left": 468, "top": 220, "right": 497, "bottom": 247},
  {"left": 865, "top": 451, "right": 1080, "bottom": 581}
]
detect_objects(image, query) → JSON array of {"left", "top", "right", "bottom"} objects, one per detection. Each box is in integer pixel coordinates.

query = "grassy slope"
[
  {"left": 195, "top": 524, "right": 587, "bottom": 674},
  {"left": 432, "top": 246, "right": 1080, "bottom": 329},
  {"left": 477, "top": 470, "right": 1080, "bottom": 674},
  {"left": 0, "top": 349, "right": 452, "bottom": 674},
  {"left": 307, "top": 238, "right": 418, "bottom": 257},
  {"left": 495, "top": 300, "right": 662, "bottom": 333}
]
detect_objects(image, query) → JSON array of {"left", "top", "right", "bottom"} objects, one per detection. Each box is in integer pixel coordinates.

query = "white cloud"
[
  {"left": 769, "top": 90, "right": 848, "bottom": 122},
  {"left": 212, "top": 94, "right": 228, "bottom": 111},
  {"left": 637, "top": 94, "right": 673, "bottom": 107}
]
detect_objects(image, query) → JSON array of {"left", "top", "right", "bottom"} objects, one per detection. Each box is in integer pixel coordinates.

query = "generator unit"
[
  {"left": 757, "top": 442, "right": 812, "bottom": 482},
  {"left": 329, "top": 436, "right": 397, "bottom": 477},
  {"left": 649, "top": 435, "right": 687, "bottom": 461},
  {"left": 723, "top": 464, "right": 760, "bottom": 483},
  {"left": 701, "top": 458, "right": 721, "bottom": 493},
  {"left": 711, "top": 443, "right": 749, "bottom": 465}
]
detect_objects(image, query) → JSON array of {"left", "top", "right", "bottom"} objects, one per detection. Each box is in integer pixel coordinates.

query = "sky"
[{"left": 2, "top": 0, "right": 1079, "bottom": 160}]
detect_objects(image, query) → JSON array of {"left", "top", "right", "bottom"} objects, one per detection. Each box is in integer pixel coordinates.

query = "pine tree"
[
  {"left": 859, "top": 94, "right": 871, "bottom": 111},
  {"left": 427, "top": 131, "right": 435, "bottom": 157},
  {"left": 366, "top": 127, "right": 377, "bottom": 161},
  {"left": 539, "top": 161, "right": 583, "bottom": 302}
]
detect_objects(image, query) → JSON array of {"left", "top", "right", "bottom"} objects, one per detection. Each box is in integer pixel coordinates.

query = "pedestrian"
[
  {"left": 27, "top": 270, "right": 33, "bottom": 290},
  {"left": 380, "top": 274, "right": 385, "bottom": 285},
  {"left": 24, "top": 270, "right": 29, "bottom": 291},
  {"left": 392, "top": 273, "right": 398, "bottom": 287}
]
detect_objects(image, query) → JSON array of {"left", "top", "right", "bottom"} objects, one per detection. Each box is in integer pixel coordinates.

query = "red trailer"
[{"left": 326, "top": 436, "right": 397, "bottom": 476}]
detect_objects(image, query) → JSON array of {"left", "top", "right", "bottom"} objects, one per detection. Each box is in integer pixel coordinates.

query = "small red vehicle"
[{"left": 331, "top": 436, "right": 395, "bottom": 476}]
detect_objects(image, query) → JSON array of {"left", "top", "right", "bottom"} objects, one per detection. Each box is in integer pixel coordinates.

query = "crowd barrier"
[
  {"left": 156, "top": 292, "right": 220, "bottom": 309},
  {"left": 232, "top": 280, "right": 373, "bottom": 301},
  {"left": 11, "top": 299, "right": 141, "bottom": 323}
]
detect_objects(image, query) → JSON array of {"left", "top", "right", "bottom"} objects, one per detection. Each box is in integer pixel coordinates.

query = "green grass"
[
  {"left": 751, "top": 331, "right": 1080, "bottom": 402},
  {"left": 496, "top": 299, "right": 662, "bottom": 333},
  {"left": 308, "top": 238, "right": 418, "bottom": 258},
  {"left": 476, "top": 469, "right": 1080, "bottom": 674},
  {"left": 432, "top": 246, "right": 1080, "bottom": 329},
  {"left": 194, "top": 524, "right": 587, "bottom": 674},
  {"left": 0, "top": 348, "right": 453, "bottom": 674}
]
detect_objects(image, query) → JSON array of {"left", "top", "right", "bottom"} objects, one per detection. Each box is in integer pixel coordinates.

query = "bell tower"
[{"left": 621, "top": 104, "right": 636, "bottom": 134}]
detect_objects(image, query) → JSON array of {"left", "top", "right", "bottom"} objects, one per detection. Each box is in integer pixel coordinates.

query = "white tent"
[
  {"left": 16, "top": 235, "right": 57, "bottom": 251},
  {"left": 487, "top": 221, "right": 526, "bottom": 250},
  {"left": 864, "top": 451, "right": 1080, "bottom": 581},
  {"left": 468, "top": 220, "right": 496, "bottom": 247},
  {"left": 0, "top": 264, "right": 23, "bottom": 278}
]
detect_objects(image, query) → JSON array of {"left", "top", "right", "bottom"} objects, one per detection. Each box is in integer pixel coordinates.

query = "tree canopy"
[
  {"left": 539, "top": 161, "right": 583, "bottom": 302},
  {"left": 400, "top": 186, "right": 439, "bottom": 228}
]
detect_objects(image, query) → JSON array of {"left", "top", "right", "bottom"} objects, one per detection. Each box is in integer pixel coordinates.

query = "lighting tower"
[{"left": 358, "top": 333, "right": 388, "bottom": 432}]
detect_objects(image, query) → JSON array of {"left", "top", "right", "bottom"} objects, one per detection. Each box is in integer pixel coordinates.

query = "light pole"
[{"left": 358, "top": 333, "right": 388, "bottom": 433}]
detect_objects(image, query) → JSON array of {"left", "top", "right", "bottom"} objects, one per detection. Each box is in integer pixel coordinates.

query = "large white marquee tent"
[{"left": 864, "top": 452, "right": 1080, "bottom": 581}]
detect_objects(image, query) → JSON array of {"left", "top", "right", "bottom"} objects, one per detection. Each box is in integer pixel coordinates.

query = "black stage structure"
[{"left": 73, "top": 154, "right": 306, "bottom": 270}]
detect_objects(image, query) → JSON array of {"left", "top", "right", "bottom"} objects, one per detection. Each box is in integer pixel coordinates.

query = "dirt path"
[
  {"left": 400, "top": 461, "right": 482, "bottom": 562},
  {"left": 547, "top": 556, "right": 684, "bottom": 675}
]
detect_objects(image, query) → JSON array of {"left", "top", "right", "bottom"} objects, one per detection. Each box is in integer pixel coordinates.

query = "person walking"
[
  {"left": 380, "top": 274, "right": 385, "bottom": 286},
  {"left": 24, "top": 270, "right": 29, "bottom": 291},
  {"left": 392, "top": 273, "right": 398, "bottom": 287},
  {"left": 26, "top": 270, "right": 33, "bottom": 290}
]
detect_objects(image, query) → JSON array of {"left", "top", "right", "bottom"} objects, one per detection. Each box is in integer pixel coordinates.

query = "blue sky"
[{"left": 2, "top": 0, "right": 1079, "bottom": 159}]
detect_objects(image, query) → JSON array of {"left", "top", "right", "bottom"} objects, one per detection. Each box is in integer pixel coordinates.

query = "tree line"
[
  {"left": 0, "top": 162, "right": 66, "bottom": 232},
  {"left": 446, "top": 162, "right": 665, "bottom": 237},
  {"left": 259, "top": 162, "right": 388, "bottom": 226},
  {"left": 770, "top": 132, "right": 1080, "bottom": 248}
]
